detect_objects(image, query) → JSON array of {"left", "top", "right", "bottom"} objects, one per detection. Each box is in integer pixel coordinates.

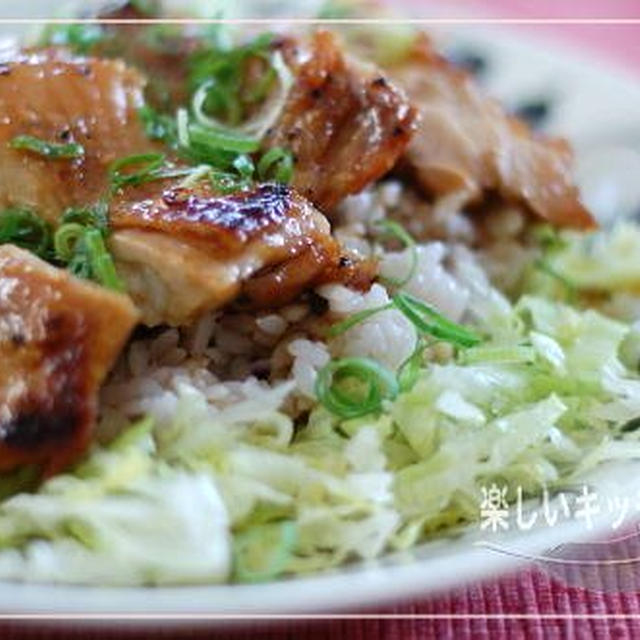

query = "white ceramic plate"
[
  {"left": 2, "top": 461, "right": 640, "bottom": 616},
  {"left": 0, "top": 2, "right": 639, "bottom": 619}
]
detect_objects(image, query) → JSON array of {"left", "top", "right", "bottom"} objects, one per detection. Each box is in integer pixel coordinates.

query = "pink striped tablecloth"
[
  {"left": 3, "top": 567, "right": 640, "bottom": 639},
  {"left": 2, "top": 2, "right": 640, "bottom": 639}
]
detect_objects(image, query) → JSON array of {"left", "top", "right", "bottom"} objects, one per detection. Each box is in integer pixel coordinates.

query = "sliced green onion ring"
[
  {"left": 10, "top": 135, "right": 84, "bottom": 159},
  {"left": 191, "top": 79, "right": 225, "bottom": 128},
  {"left": 53, "top": 223, "right": 85, "bottom": 262},
  {"left": 192, "top": 51, "right": 293, "bottom": 140},
  {"left": 52, "top": 203, "right": 123, "bottom": 292},
  {"left": 315, "top": 357, "right": 400, "bottom": 419},
  {"left": 245, "top": 65, "right": 277, "bottom": 103},
  {"left": 61, "top": 202, "right": 108, "bottom": 231},
  {"left": 257, "top": 147, "right": 294, "bottom": 184}
]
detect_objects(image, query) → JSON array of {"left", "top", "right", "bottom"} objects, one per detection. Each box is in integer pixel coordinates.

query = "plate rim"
[{"left": 0, "top": 18, "right": 639, "bottom": 620}]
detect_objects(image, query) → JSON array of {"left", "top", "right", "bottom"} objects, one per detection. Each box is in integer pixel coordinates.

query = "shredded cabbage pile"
[
  {"left": 0, "top": 291, "right": 640, "bottom": 585},
  {"left": 525, "top": 223, "right": 640, "bottom": 315}
]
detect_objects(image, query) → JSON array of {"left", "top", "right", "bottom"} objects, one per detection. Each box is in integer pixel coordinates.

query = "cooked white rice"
[{"left": 100, "top": 181, "right": 503, "bottom": 434}]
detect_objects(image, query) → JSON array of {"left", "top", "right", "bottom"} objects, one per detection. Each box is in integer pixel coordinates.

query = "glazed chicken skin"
[
  {"left": 265, "top": 30, "right": 418, "bottom": 213},
  {"left": 85, "top": 15, "right": 418, "bottom": 215},
  {"left": 109, "top": 182, "right": 354, "bottom": 326},
  {"left": 389, "top": 35, "right": 595, "bottom": 229},
  {"left": 0, "top": 19, "right": 600, "bottom": 483},
  {"left": 0, "top": 50, "right": 158, "bottom": 224},
  {"left": 0, "top": 48, "right": 375, "bottom": 326},
  {"left": 0, "top": 245, "right": 138, "bottom": 475}
]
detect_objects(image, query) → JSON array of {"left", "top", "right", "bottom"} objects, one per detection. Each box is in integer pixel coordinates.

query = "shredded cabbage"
[
  {"left": 525, "top": 223, "right": 640, "bottom": 320},
  {"left": 0, "top": 293, "right": 639, "bottom": 585},
  {"left": 546, "top": 224, "right": 640, "bottom": 292},
  {"left": 0, "top": 420, "right": 231, "bottom": 585}
]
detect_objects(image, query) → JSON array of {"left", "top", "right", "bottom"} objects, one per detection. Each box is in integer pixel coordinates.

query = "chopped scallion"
[
  {"left": 392, "top": 292, "right": 482, "bottom": 348},
  {"left": 233, "top": 154, "right": 255, "bottom": 179},
  {"left": 83, "top": 228, "right": 125, "bottom": 292},
  {"left": 327, "top": 293, "right": 481, "bottom": 349},
  {"left": 187, "top": 123, "right": 260, "bottom": 154},
  {"left": 192, "top": 79, "right": 242, "bottom": 129},
  {"left": 61, "top": 201, "right": 108, "bottom": 232},
  {"left": 187, "top": 32, "right": 275, "bottom": 124},
  {"left": 190, "top": 43, "right": 293, "bottom": 141},
  {"left": 138, "top": 105, "right": 176, "bottom": 144},
  {"left": 10, "top": 135, "right": 84, "bottom": 159},
  {"left": 55, "top": 203, "right": 124, "bottom": 292},
  {"left": 108, "top": 153, "right": 166, "bottom": 191},
  {"left": 53, "top": 222, "right": 85, "bottom": 262},
  {"left": 245, "top": 65, "right": 277, "bottom": 104},
  {"left": 327, "top": 303, "right": 393, "bottom": 338},
  {"left": 176, "top": 107, "right": 190, "bottom": 148},
  {"left": 177, "top": 164, "right": 213, "bottom": 189},
  {"left": 0, "top": 208, "right": 52, "bottom": 259},
  {"left": 397, "top": 338, "right": 425, "bottom": 392},
  {"left": 315, "top": 357, "right": 400, "bottom": 419},
  {"left": 257, "top": 147, "right": 294, "bottom": 184}
]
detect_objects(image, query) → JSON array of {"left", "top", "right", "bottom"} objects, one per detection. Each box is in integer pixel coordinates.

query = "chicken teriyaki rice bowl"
[{"left": 0, "top": 3, "right": 638, "bottom": 586}]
